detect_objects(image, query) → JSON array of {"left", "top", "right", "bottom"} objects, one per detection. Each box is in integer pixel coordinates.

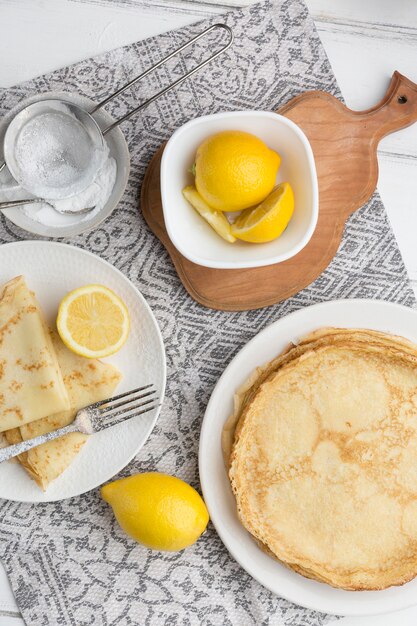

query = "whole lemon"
[
  {"left": 101, "top": 472, "right": 209, "bottom": 551},
  {"left": 194, "top": 130, "right": 281, "bottom": 212}
]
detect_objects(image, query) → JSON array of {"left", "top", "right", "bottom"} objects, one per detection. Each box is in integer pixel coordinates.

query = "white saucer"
[{"left": 0, "top": 92, "right": 130, "bottom": 237}]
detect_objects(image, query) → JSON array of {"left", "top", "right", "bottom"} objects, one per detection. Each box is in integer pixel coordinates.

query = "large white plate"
[
  {"left": 0, "top": 241, "right": 166, "bottom": 503},
  {"left": 199, "top": 299, "right": 417, "bottom": 616}
]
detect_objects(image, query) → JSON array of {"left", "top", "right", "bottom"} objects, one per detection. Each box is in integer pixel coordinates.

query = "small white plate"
[
  {"left": 161, "top": 111, "right": 318, "bottom": 269},
  {"left": 199, "top": 299, "right": 417, "bottom": 616},
  {"left": 0, "top": 241, "right": 166, "bottom": 502},
  {"left": 0, "top": 92, "right": 130, "bottom": 237}
]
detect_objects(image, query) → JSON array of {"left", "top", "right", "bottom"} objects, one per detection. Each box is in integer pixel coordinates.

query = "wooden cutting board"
[{"left": 141, "top": 71, "right": 417, "bottom": 311}]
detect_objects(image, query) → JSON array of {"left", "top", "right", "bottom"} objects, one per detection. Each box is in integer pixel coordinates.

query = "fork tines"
[
  {"left": 92, "top": 383, "right": 154, "bottom": 410},
  {"left": 94, "top": 384, "right": 159, "bottom": 429}
]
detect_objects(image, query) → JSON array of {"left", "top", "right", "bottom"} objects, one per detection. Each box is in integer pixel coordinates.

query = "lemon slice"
[
  {"left": 57, "top": 284, "right": 130, "bottom": 358},
  {"left": 231, "top": 182, "right": 294, "bottom": 243},
  {"left": 182, "top": 185, "right": 236, "bottom": 243}
]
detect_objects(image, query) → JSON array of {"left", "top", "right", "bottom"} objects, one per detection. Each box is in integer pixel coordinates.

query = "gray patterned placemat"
[{"left": 0, "top": 1, "right": 415, "bottom": 625}]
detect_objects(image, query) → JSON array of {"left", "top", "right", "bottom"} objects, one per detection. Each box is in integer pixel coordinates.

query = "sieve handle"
[{"left": 91, "top": 23, "right": 233, "bottom": 135}]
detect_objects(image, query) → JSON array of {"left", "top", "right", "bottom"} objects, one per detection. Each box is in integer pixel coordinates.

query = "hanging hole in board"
[{"left": 397, "top": 95, "right": 408, "bottom": 104}]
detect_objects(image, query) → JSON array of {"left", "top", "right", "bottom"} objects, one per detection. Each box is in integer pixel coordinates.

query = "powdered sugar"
[
  {"left": 23, "top": 153, "right": 117, "bottom": 226},
  {"left": 10, "top": 101, "right": 105, "bottom": 199},
  {"left": 15, "top": 111, "right": 93, "bottom": 191},
  {"left": 0, "top": 143, "right": 117, "bottom": 229}
]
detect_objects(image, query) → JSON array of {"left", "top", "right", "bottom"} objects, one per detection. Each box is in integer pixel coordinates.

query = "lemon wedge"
[
  {"left": 101, "top": 472, "right": 209, "bottom": 551},
  {"left": 182, "top": 185, "right": 236, "bottom": 243},
  {"left": 231, "top": 182, "right": 294, "bottom": 243},
  {"left": 57, "top": 284, "right": 130, "bottom": 358}
]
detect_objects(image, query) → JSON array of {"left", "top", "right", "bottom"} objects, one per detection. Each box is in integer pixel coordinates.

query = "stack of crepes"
[
  {"left": 0, "top": 276, "right": 121, "bottom": 490},
  {"left": 223, "top": 328, "right": 417, "bottom": 590}
]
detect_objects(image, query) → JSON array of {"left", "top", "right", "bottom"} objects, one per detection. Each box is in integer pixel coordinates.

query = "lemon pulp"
[
  {"left": 182, "top": 185, "right": 236, "bottom": 243},
  {"left": 231, "top": 182, "right": 294, "bottom": 243},
  {"left": 57, "top": 284, "right": 130, "bottom": 358}
]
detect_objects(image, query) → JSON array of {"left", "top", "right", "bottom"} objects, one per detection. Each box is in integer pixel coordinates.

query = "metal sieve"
[{"left": 0, "top": 24, "right": 233, "bottom": 200}]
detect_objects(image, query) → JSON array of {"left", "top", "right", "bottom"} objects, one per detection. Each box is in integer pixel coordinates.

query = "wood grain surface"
[{"left": 141, "top": 72, "right": 417, "bottom": 310}]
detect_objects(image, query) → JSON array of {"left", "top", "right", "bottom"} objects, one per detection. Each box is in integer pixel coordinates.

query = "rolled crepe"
[
  {"left": 5, "top": 330, "right": 122, "bottom": 490},
  {"left": 0, "top": 276, "right": 70, "bottom": 431}
]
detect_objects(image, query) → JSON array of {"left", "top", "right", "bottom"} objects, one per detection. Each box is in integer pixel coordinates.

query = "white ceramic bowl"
[
  {"left": 160, "top": 111, "right": 319, "bottom": 269},
  {"left": 0, "top": 91, "right": 130, "bottom": 238}
]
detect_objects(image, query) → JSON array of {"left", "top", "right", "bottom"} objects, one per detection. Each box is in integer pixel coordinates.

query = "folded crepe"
[
  {"left": 0, "top": 276, "right": 70, "bottom": 431},
  {"left": 5, "top": 330, "right": 122, "bottom": 490}
]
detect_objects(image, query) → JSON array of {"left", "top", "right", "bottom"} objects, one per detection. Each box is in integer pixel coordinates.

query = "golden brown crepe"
[
  {"left": 5, "top": 331, "right": 121, "bottom": 490},
  {"left": 227, "top": 328, "right": 417, "bottom": 591},
  {"left": 0, "top": 276, "right": 70, "bottom": 431}
]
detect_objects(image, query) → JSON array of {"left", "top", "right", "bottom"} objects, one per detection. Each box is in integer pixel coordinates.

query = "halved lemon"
[
  {"left": 57, "top": 284, "right": 130, "bottom": 358},
  {"left": 182, "top": 185, "right": 236, "bottom": 243},
  {"left": 231, "top": 182, "right": 294, "bottom": 243}
]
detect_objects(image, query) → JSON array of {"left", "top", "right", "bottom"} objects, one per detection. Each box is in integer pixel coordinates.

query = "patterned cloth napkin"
[{"left": 0, "top": 1, "right": 415, "bottom": 624}]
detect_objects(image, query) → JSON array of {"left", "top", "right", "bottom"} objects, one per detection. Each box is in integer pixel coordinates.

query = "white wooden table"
[{"left": 0, "top": 1, "right": 416, "bottom": 624}]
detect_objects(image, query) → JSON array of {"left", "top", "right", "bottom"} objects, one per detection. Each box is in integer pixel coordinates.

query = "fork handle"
[{"left": 0, "top": 423, "right": 78, "bottom": 463}]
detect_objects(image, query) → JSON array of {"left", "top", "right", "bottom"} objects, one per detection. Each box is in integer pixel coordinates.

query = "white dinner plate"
[
  {"left": 199, "top": 298, "right": 417, "bottom": 616},
  {"left": 0, "top": 241, "right": 166, "bottom": 503}
]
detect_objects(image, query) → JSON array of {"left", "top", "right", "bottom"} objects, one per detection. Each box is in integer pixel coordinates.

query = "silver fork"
[{"left": 0, "top": 384, "right": 159, "bottom": 463}]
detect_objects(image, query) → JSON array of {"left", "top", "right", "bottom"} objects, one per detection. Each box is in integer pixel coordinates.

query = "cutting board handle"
[{"left": 366, "top": 71, "right": 417, "bottom": 141}]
